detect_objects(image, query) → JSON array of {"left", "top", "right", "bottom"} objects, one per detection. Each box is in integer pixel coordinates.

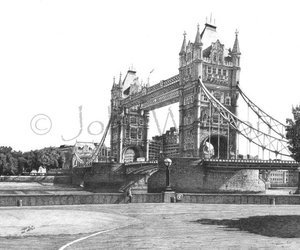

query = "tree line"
[{"left": 0, "top": 146, "right": 66, "bottom": 175}]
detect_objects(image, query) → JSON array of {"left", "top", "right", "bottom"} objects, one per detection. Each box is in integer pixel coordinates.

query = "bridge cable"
[
  {"left": 198, "top": 78, "right": 291, "bottom": 158},
  {"left": 237, "top": 85, "right": 286, "bottom": 138},
  {"left": 74, "top": 115, "right": 113, "bottom": 168}
]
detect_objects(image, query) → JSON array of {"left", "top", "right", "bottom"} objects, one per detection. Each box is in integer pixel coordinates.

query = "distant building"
[
  {"left": 149, "top": 127, "right": 179, "bottom": 160},
  {"left": 97, "top": 144, "right": 111, "bottom": 162},
  {"left": 58, "top": 142, "right": 111, "bottom": 168},
  {"left": 72, "top": 142, "right": 97, "bottom": 168},
  {"left": 149, "top": 136, "right": 162, "bottom": 161},
  {"left": 58, "top": 145, "right": 74, "bottom": 169},
  {"left": 269, "top": 170, "right": 298, "bottom": 187}
]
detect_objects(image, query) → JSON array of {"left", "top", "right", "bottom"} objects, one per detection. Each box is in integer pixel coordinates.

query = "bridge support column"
[
  {"left": 296, "top": 168, "right": 300, "bottom": 194},
  {"left": 195, "top": 84, "right": 202, "bottom": 157},
  {"left": 144, "top": 110, "right": 150, "bottom": 161},
  {"left": 162, "top": 191, "right": 176, "bottom": 203},
  {"left": 118, "top": 120, "right": 124, "bottom": 163},
  {"left": 145, "top": 140, "right": 149, "bottom": 161}
]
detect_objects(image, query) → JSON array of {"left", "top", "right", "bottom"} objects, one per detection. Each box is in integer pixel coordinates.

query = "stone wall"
[
  {"left": 72, "top": 163, "right": 149, "bottom": 193},
  {"left": 180, "top": 193, "right": 300, "bottom": 205},
  {"left": 148, "top": 158, "right": 265, "bottom": 193},
  {"left": 0, "top": 193, "right": 162, "bottom": 207},
  {"left": 1, "top": 193, "right": 300, "bottom": 206}
]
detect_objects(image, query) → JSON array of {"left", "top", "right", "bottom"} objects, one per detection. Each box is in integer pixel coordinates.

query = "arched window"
[
  {"left": 201, "top": 92, "right": 208, "bottom": 102},
  {"left": 126, "top": 127, "right": 130, "bottom": 138},
  {"left": 225, "top": 97, "right": 231, "bottom": 106},
  {"left": 130, "top": 117, "right": 137, "bottom": 124},
  {"left": 130, "top": 128, "right": 137, "bottom": 139},
  {"left": 202, "top": 112, "right": 208, "bottom": 124},
  {"left": 138, "top": 129, "right": 142, "bottom": 139},
  {"left": 214, "top": 92, "right": 221, "bottom": 102}
]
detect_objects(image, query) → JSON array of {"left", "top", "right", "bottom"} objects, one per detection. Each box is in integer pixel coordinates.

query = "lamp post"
[
  {"left": 164, "top": 158, "right": 172, "bottom": 191},
  {"left": 296, "top": 167, "right": 300, "bottom": 194}
]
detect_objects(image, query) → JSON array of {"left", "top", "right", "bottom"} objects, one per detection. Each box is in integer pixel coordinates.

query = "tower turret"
[
  {"left": 118, "top": 72, "right": 123, "bottom": 87},
  {"left": 232, "top": 30, "right": 241, "bottom": 67},
  {"left": 111, "top": 76, "right": 116, "bottom": 90},
  {"left": 111, "top": 74, "right": 123, "bottom": 110},
  {"left": 179, "top": 31, "right": 187, "bottom": 67},
  {"left": 193, "top": 24, "right": 203, "bottom": 78},
  {"left": 194, "top": 24, "right": 202, "bottom": 46}
]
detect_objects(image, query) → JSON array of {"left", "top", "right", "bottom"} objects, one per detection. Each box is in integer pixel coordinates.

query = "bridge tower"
[
  {"left": 178, "top": 21, "right": 241, "bottom": 158},
  {"left": 110, "top": 71, "right": 149, "bottom": 163}
]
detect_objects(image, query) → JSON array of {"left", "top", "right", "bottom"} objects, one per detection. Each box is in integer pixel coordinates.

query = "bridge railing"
[{"left": 203, "top": 158, "right": 299, "bottom": 165}]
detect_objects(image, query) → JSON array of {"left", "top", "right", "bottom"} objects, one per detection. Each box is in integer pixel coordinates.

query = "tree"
[
  {"left": 286, "top": 106, "right": 300, "bottom": 162},
  {"left": 0, "top": 146, "right": 20, "bottom": 175},
  {"left": 23, "top": 150, "right": 38, "bottom": 172},
  {"left": 0, "top": 146, "right": 65, "bottom": 175},
  {"left": 36, "top": 147, "right": 62, "bottom": 169}
]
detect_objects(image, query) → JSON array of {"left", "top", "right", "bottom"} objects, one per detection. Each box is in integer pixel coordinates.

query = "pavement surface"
[
  {"left": 0, "top": 182, "right": 91, "bottom": 195},
  {"left": 2, "top": 203, "right": 300, "bottom": 250},
  {"left": 0, "top": 209, "right": 138, "bottom": 238}
]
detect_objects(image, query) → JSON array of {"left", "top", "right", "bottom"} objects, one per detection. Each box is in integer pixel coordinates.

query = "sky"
[{"left": 0, "top": 0, "right": 299, "bottom": 155}]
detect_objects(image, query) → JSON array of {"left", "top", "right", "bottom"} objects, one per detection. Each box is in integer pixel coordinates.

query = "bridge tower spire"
[
  {"left": 118, "top": 72, "right": 123, "bottom": 87},
  {"left": 179, "top": 31, "right": 187, "bottom": 55},
  {"left": 194, "top": 24, "right": 202, "bottom": 46},
  {"left": 232, "top": 30, "right": 241, "bottom": 67},
  {"left": 231, "top": 29, "right": 241, "bottom": 110},
  {"left": 179, "top": 31, "right": 187, "bottom": 68}
]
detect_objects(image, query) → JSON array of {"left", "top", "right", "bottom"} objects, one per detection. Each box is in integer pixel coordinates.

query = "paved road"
[
  {"left": 2, "top": 204, "right": 300, "bottom": 249},
  {"left": 0, "top": 182, "right": 89, "bottom": 195}
]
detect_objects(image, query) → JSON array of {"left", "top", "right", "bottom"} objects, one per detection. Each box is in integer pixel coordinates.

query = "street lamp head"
[{"left": 164, "top": 158, "right": 172, "bottom": 167}]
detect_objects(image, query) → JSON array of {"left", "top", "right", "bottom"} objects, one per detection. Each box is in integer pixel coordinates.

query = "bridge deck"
[
  {"left": 76, "top": 159, "right": 299, "bottom": 171},
  {"left": 202, "top": 159, "right": 300, "bottom": 170}
]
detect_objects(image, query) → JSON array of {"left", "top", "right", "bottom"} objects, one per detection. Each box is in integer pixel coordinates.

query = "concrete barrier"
[
  {"left": 180, "top": 193, "right": 300, "bottom": 205},
  {"left": 2, "top": 192, "right": 300, "bottom": 206},
  {"left": 0, "top": 193, "right": 163, "bottom": 207}
]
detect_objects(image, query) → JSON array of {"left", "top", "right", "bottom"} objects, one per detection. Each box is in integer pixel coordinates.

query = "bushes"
[{"left": 0, "top": 146, "right": 65, "bottom": 175}]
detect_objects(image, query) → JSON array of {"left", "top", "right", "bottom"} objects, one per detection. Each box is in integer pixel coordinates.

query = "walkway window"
[
  {"left": 225, "top": 97, "right": 231, "bottom": 106},
  {"left": 131, "top": 128, "right": 137, "bottom": 139},
  {"left": 201, "top": 92, "right": 208, "bottom": 102},
  {"left": 126, "top": 127, "right": 130, "bottom": 138},
  {"left": 138, "top": 129, "right": 142, "bottom": 139},
  {"left": 130, "top": 117, "right": 137, "bottom": 124}
]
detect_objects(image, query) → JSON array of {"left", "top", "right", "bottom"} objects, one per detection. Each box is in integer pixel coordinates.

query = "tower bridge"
[
  {"left": 73, "top": 19, "right": 299, "bottom": 194},
  {"left": 111, "top": 22, "right": 241, "bottom": 163},
  {"left": 109, "top": 21, "right": 291, "bottom": 164}
]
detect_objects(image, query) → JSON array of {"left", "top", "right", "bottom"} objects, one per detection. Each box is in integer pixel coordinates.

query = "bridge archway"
[
  {"left": 201, "top": 134, "right": 228, "bottom": 159},
  {"left": 122, "top": 146, "right": 143, "bottom": 163}
]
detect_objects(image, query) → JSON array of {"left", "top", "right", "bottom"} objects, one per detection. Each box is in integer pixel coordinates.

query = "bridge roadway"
[
  {"left": 201, "top": 159, "right": 300, "bottom": 170},
  {"left": 123, "top": 158, "right": 300, "bottom": 171}
]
